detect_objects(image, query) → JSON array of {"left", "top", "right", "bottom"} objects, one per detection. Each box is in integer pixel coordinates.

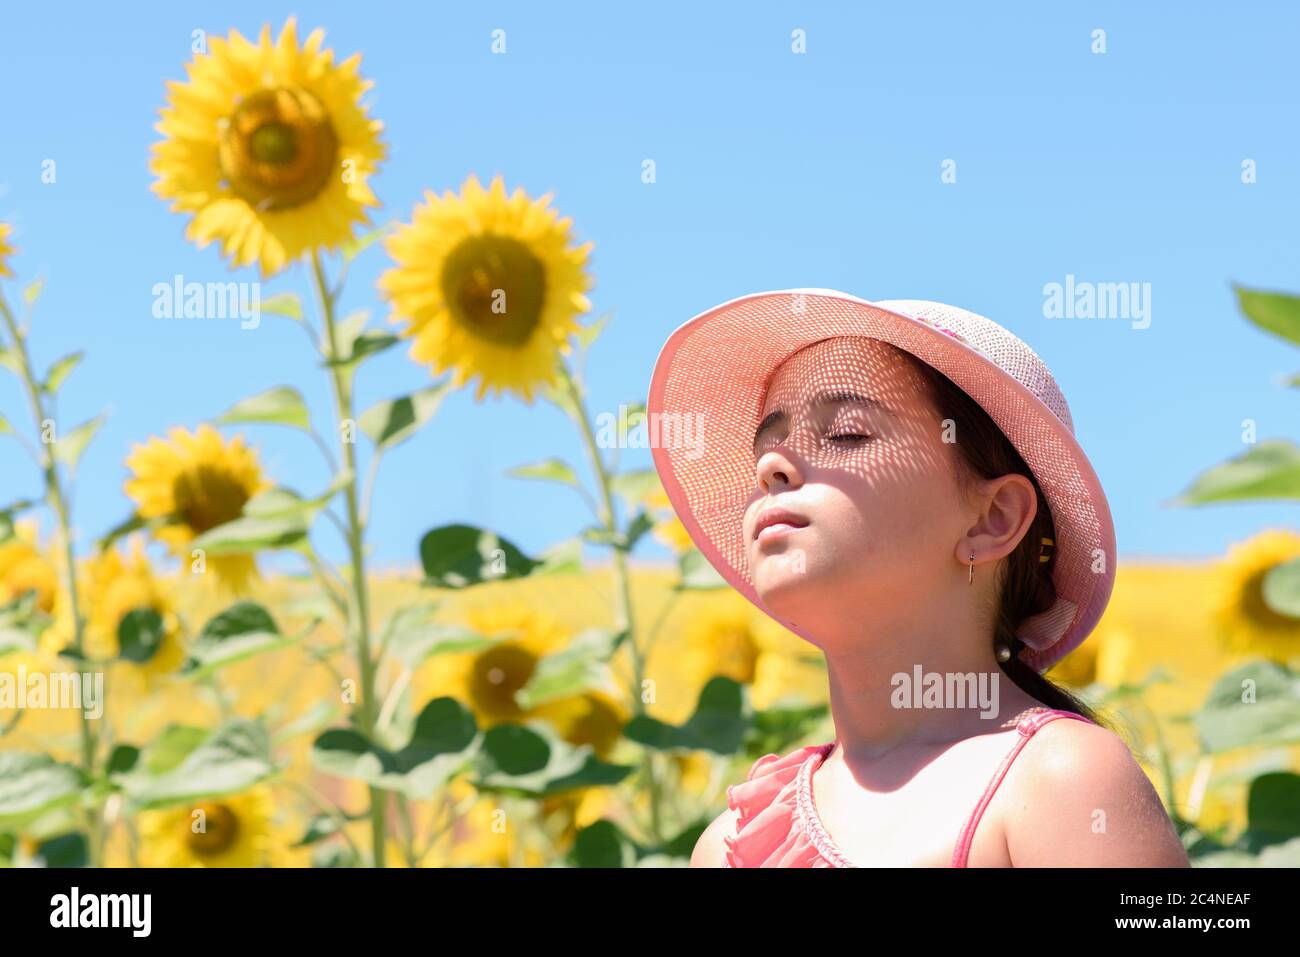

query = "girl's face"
[{"left": 743, "top": 336, "right": 980, "bottom": 642}]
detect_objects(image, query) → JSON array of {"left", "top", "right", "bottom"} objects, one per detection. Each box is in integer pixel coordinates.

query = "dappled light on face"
[{"left": 746, "top": 336, "right": 952, "bottom": 521}]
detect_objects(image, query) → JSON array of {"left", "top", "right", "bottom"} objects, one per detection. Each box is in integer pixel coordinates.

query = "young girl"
[{"left": 646, "top": 291, "right": 1189, "bottom": 867}]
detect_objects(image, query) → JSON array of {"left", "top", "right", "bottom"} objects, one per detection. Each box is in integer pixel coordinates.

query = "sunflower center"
[
  {"left": 218, "top": 87, "right": 339, "bottom": 211},
  {"left": 185, "top": 801, "right": 240, "bottom": 856},
  {"left": 440, "top": 236, "right": 547, "bottom": 347},
  {"left": 249, "top": 122, "right": 298, "bottom": 165},
  {"left": 470, "top": 643, "right": 538, "bottom": 718},
  {"left": 171, "top": 465, "right": 251, "bottom": 534},
  {"left": 1243, "top": 569, "right": 1298, "bottom": 631}
]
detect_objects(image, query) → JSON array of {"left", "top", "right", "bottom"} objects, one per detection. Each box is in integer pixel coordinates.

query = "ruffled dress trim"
[{"left": 724, "top": 742, "right": 851, "bottom": 868}]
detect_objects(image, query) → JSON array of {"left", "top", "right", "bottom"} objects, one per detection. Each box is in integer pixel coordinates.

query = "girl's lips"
[{"left": 756, "top": 521, "right": 806, "bottom": 545}]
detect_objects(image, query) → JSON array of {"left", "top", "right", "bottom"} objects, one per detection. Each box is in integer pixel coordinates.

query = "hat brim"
[{"left": 646, "top": 289, "right": 1116, "bottom": 674}]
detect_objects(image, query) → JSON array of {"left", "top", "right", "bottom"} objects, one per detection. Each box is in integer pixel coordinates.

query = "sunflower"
[
  {"left": 0, "top": 520, "right": 59, "bottom": 614},
  {"left": 150, "top": 17, "right": 385, "bottom": 276},
  {"left": 645, "top": 485, "right": 695, "bottom": 554},
  {"left": 443, "top": 775, "right": 551, "bottom": 868},
  {"left": 377, "top": 174, "right": 595, "bottom": 403},
  {"left": 1047, "top": 633, "right": 1099, "bottom": 688},
  {"left": 123, "top": 424, "right": 271, "bottom": 593},
  {"left": 1212, "top": 528, "right": 1300, "bottom": 664},
  {"left": 412, "top": 601, "right": 630, "bottom": 752},
  {"left": 531, "top": 689, "right": 626, "bottom": 759},
  {"left": 41, "top": 536, "right": 185, "bottom": 677},
  {"left": 682, "top": 595, "right": 764, "bottom": 688},
  {"left": 137, "top": 786, "right": 282, "bottom": 867},
  {"left": 413, "top": 601, "right": 579, "bottom": 728},
  {"left": 0, "top": 222, "right": 16, "bottom": 278}
]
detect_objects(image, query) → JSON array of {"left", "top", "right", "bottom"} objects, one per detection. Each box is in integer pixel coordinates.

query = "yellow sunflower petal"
[
  {"left": 0, "top": 222, "right": 17, "bottom": 278},
  {"left": 378, "top": 174, "right": 595, "bottom": 404},
  {"left": 151, "top": 17, "right": 386, "bottom": 277},
  {"left": 1212, "top": 528, "right": 1300, "bottom": 665},
  {"left": 123, "top": 424, "right": 270, "bottom": 593}
]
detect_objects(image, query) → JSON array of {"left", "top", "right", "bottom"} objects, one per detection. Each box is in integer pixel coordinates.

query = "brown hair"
[{"left": 890, "top": 347, "right": 1104, "bottom": 727}]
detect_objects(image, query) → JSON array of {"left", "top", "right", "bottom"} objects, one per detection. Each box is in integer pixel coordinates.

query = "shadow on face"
[{"left": 743, "top": 336, "right": 976, "bottom": 645}]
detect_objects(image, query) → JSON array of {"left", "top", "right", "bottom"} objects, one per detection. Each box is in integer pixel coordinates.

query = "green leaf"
[
  {"left": 1234, "top": 284, "right": 1300, "bottom": 348},
  {"left": 241, "top": 472, "right": 350, "bottom": 523},
  {"left": 0, "top": 413, "right": 12, "bottom": 435},
  {"left": 623, "top": 677, "right": 747, "bottom": 754},
  {"left": 515, "top": 628, "right": 622, "bottom": 710},
  {"left": 1262, "top": 557, "right": 1300, "bottom": 618},
  {"left": 1168, "top": 439, "right": 1300, "bottom": 505},
  {"left": 0, "top": 753, "right": 83, "bottom": 826},
  {"left": 292, "top": 812, "right": 363, "bottom": 848},
  {"left": 181, "top": 602, "right": 294, "bottom": 679},
  {"left": 106, "top": 745, "right": 140, "bottom": 776},
  {"left": 575, "top": 312, "right": 613, "bottom": 352},
  {"left": 23, "top": 278, "right": 44, "bottom": 307},
  {"left": 379, "top": 602, "right": 495, "bottom": 669},
  {"left": 214, "top": 386, "right": 311, "bottom": 431},
  {"left": 569, "top": 819, "right": 638, "bottom": 868},
  {"left": 609, "top": 469, "right": 661, "bottom": 510},
  {"left": 0, "top": 498, "right": 40, "bottom": 543},
  {"left": 272, "top": 700, "right": 339, "bottom": 746},
  {"left": 505, "top": 458, "right": 582, "bottom": 489},
  {"left": 189, "top": 512, "right": 308, "bottom": 556},
  {"left": 260, "top": 292, "right": 304, "bottom": 321},
  {"left": 33, "top": 832, "right": 88, "bottom": 868},
  {"left": 532, "top": 537, "right": 584, "bottom": 576},
  {"left": 474, "top": 721, "right": 634, "bottom": 798},
  {"left": 117, "top": 607, "right": 165, "bottom": 663},
  {"left": 95, "top": 511, "right": 165, "bottom": 552},
  {"left": 139, "top": 725, "right": 209, "bottom": 775},
  {"left": 1239, "top": 773, "right": 1300, "bottom": 851},
  {"left": 538, "top": 376, "right": 580, "bottom": 419},
  {"left": 0, "top": 625, "right": 36, "bottom": 657},
  {"left": 53, "top": 413, "right": 106, "bottom": 470},
  {"left": 121, "top": 719, "right": 276, "bottom": 809},
  {"left": 342, "top": 223, "right": 392, "bottom": 264},
  {"left": 675, "top": 548, "right": 728, "bottom": 590},
  {"left": 311, "top": 696, "right": 478, "bottom": 799},
  {"left": 324, "top": 332, "right": 399, "bottom": 370},
  {"left": 0, "top": 347, "right": 21, "bottom": 375},
  {"left": 419, "top": 524, "right": 544, "bottom": 588},
  {"left": 1194, "top": 660, "right": 1300, "bottom": 752},
  {"left": 623, "top": 509, "right": 655, "bottom": 552},
  {"left": 42, "top": 351, "right": 84, "bottom": 394},
  {"left": 358, "top": 380, "right": 453, "bottom": 450},
  {"left": 201, "top": 601, "right": 279, "bottom": 640}
]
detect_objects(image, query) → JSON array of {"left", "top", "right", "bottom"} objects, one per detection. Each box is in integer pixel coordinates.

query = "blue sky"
[{"left": 0, "top": 1, "right": 1297, "bottom": 572}]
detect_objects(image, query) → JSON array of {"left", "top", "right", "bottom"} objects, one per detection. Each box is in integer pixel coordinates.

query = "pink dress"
[{"left": 723, "top": 707, "right": 1093, "bottom": 867}]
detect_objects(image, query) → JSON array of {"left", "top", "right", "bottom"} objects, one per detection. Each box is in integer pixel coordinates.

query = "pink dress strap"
[{"left": 949, "top": 707, "right": 1094, "bottom": 867}]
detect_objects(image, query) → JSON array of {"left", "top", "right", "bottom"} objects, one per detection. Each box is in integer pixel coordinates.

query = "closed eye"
[{"left": 829, "top": 433, "right": 871, "bottom": 444}]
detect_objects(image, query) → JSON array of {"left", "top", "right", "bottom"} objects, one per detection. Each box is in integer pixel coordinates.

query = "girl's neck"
[{"left": 819, "top": 639, "right": 1043, "bottom": 762}]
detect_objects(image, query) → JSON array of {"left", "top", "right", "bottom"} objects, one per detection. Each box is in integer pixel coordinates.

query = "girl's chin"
[{"left": 752, "top": 568, "right": 821, "bottom": 610}]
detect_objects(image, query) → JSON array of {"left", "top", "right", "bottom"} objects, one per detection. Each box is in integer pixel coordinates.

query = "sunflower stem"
[
  {"left": 0, "top": 291, "right": 101, "bottom": 867},
  {"left": 555, "top": 359, "right": 665, "bottom": 842},
  {"left": 309, "top": 251, "right": 387, "bottom": 869}
]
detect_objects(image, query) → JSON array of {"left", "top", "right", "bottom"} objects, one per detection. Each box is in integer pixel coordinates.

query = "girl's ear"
[{"left": 960, "top": 473, "right": 1038, "bottom": 563}]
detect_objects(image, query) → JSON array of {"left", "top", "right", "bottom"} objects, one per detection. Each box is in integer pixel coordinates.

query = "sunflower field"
[{"left": 2, "top": 16, "right": 1300, "bottom": 870}]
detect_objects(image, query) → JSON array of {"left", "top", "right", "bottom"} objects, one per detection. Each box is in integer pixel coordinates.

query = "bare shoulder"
[
  {"left": 1000, "top": 716, "right": 1190, "bottom": 867},
  {"left": 691, "top": 805, "right": 740, "bottom": 867}
]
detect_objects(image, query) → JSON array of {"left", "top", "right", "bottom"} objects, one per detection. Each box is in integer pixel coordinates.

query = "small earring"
[
  {"left": 967, "top": 551, "right": 974, "bottom": 585},
  {"left": 995, "top": 643, "right": 1011, "bottom": 663}
]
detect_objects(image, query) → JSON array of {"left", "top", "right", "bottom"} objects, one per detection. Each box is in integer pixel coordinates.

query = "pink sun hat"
[{"left": 645, "top": 289, "right": 1117, "bottom": 674}]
